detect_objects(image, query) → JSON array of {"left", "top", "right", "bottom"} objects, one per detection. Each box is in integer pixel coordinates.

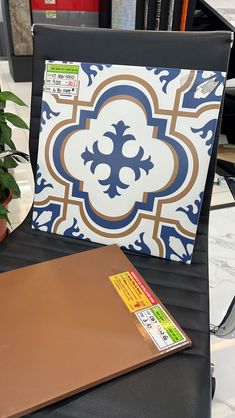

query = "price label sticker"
[
  {"left": 44, "top": 63, "right": 79, "bottom": 96},
  {"left": 46, "top": 10, "right": 57, "bottom": 19},
  {"left": 109, "top": 270, "right": 158, "bottom": 313},
  {"left": 136, "top": 305, "right": 186, "bottom": 350}
]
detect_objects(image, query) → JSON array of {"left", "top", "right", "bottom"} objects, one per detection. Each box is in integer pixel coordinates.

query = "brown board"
[{"left": 0, "top": 245, "right": 191, "bottom": 418}]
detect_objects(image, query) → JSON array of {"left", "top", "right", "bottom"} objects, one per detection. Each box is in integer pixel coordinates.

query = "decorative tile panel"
[
  {"left": 8, "top": 0, "right": 33, "bottom": 56},
  {"left": 32, "top": 61, "right": 226, "bottom": 263}
]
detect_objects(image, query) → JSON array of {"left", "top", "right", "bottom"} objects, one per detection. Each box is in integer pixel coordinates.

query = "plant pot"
[{"left": 0, "top": 190, "right": 12, "bottom": 242}]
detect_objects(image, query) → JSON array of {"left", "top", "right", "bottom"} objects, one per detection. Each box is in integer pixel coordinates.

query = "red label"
[
  {"left": 129, "top": 270, "right": 158, "bottom": 305},
  {"left": 31, "top": 0, "right": 99, "bottom": 12}
]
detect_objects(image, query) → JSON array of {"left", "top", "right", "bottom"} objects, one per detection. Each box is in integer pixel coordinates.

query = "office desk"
[{"left": 200, "top": 0, "right": 235, "bottom": 31}]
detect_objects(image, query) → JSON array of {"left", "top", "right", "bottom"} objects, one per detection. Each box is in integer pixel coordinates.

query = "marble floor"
[
  {"left": 0, "top": 60, "right": 235, "bottom": 418},
  {"left": 209, "top": 207, "right": 235, "bottom": 418}
]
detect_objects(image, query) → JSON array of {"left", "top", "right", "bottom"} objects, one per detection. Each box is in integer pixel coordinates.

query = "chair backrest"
[{"left": 30, "top": 25, "right": 232, "bottom": 223}]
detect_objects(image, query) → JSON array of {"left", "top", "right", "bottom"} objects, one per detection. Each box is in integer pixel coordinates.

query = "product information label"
[
  {"left": 45, "top": 0, "right": 56, "bottom": 4},
  {"left": 46, "top": 10, "right": 57, "bottom": 18},
  {"left": 109, "top": 270, "right": 158, "bottom": 312},
  {"left": 44, "top": 63, "right": 79, "bottom": 96},
  {"left": 136, "top": 305, "right": 186, "bottom": 350}
]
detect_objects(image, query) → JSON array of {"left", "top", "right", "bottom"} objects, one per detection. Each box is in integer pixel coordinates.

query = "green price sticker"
[
  {"left": 151, "top": 306, "right": 184, "bottom": 343},
  {"left": 47, "top": 64, "right": 79, "bottom": 75},
  {"left": 46, "top": 11, "right": 57, "bottom": 19}
]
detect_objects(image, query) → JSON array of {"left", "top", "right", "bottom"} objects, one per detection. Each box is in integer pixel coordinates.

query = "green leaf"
[
  {"left": 1, "top": 137, "right": 15, "bottom": 150},
  {"left": 0, "top": 100, "right": 6, "bottom": 110},
  {"left": 0, "top": 122, "right": 15, "bottom": 150},
  {"left": 0, "top": 189, "right": 8, "bottom": 200},
  {"left": 0, "top": 157, "right": 18, "bottom": 169},
  {"left": 0, "top": 172, "right": 21, "bottom": 197},
  {"left": 1, "top": 113, "right": 29, "bottom": 129},
  {"left": 0, "top": 91, "right": 27, "bottom": 107},
  {"left": 0, "top": 203, "right": 10, "bottom": 224}
]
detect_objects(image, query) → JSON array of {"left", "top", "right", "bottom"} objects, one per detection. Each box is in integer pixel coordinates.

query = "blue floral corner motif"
[
  {"left": 40, "top": 100, "right": 60, "bottom": 132},
  {"left": 191, "top": 119, "right": 217, "bottom": 156},
  {"left": 183, "top": 71, "right": 225, "bottom": 109},
  {"left": 35, "top": 164, "right": 53, "bottom": 194},
  {"left": 81, "top": 120, "right": 154, "bottom": 198},
  {"left": 161, "top": 225, "right": 194, "bottom": 264},
  {"left": 146, "top": 67, "right": 181, "bottom": 93},
  {"left": 176, "top": 192, "right": 204, "bottom": 226},
  {"left": 121, "top": 232, "right": 151, "bottom": 255},
  {"left": 64, "top": 218, "right": 91, "bottom": 241},
  {"left": 122, "top": 232, "right": 151, "bottom": 255},
  {"left": 32, "top": 203, "right": 60, "bottom": 232},
  {"left": 81, "top": 63, "right": 112, "bottom": 87}
]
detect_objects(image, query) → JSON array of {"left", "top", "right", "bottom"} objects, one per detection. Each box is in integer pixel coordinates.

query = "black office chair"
[
  {"left": 221, "top": 78, "right": 235, "bottom": 144},
  {"left": 0, "top": 26, "right": 232, "bottom": 418}
]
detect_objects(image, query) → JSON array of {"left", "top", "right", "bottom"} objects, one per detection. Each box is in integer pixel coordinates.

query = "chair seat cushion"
[{"left": 0, "top": 213, "right": 211, "bottom": 418}]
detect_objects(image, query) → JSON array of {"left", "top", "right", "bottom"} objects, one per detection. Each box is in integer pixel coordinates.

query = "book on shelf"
[
  {"left": 180, "top": 0, "right": 190, "bottom": 31},
  {"left": 99, "top": 0, "right": 111, "bottom": 28},
  {"left": 159, "top": 0, "right": 170, "bottom": 30},
  {"left": 110, "top": 0, "right": 193, "bottom": 32}
]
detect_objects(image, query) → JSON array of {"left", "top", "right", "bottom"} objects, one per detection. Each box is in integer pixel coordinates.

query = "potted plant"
[{"left": 0, "top": 91, "right": 29, "bottom": 241}]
